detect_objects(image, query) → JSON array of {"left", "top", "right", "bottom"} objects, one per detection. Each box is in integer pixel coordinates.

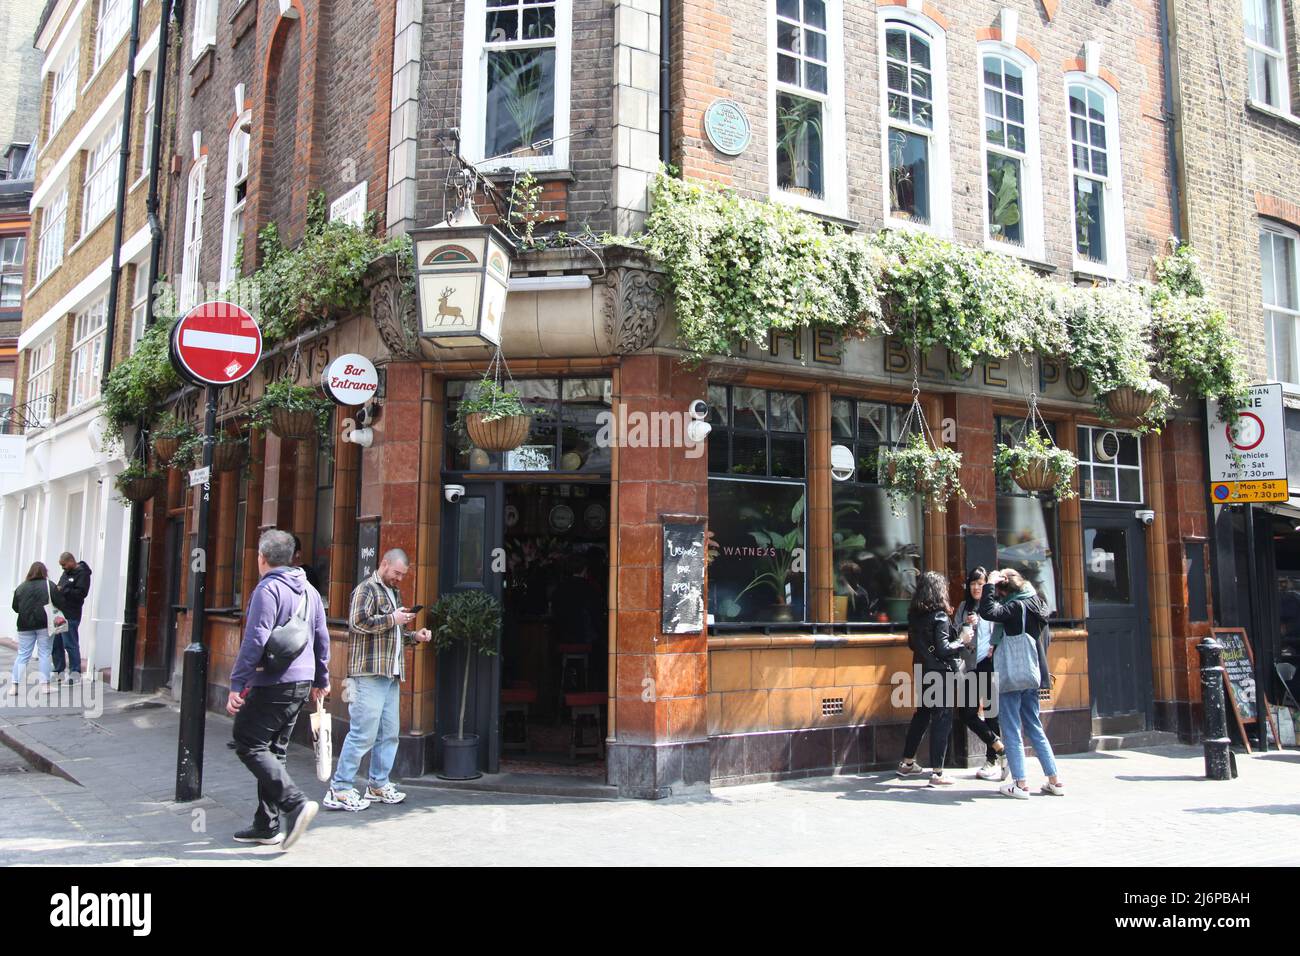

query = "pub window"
[
  {"left": 880, "top": 10, "right": 950, "bottom": 232},
  {"left": 772, "top": 0, "right": 843, "bottom": 211},
  {"left": 979, "top": 47, "right": 1042, "bottom": 258},
  {"left": 1077, "top": 425, "right": 1143, "bottom": 504},
  {"left": 232, "top": 470, "right": 248, "bottom": 610},
  {"left": 995, "top": 416, "right": 1061, "bottom": 616},
  {"left": 1067, "top": 75, "right": 1126, "bottom": 278},
  {"left": 830, "top": 398, "right": 923, "bottom": 625},
  {"left": 445, "top": 377, "right": 612, "bottom": 473},
  {"left": 313, "top": 409, "right": 336, "bottom": 601},
  {"left": 1245, "top": 0, "right": 1290, "bottom": 112},
  {"left": 707, "top": 385, "right": 807, "bottom": 626}
]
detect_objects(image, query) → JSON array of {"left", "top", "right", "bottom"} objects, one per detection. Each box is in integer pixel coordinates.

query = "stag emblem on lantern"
[{"left": 436, "top": 287, "right": 469, "bottom": 326}]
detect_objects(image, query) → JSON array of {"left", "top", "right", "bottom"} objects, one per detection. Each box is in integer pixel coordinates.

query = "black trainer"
[
  {"left": 281, "top": 800, "right": 319, "bottom": 851},
  {"left": 233, "top": 827, "right": 283, "bottom": 845}
]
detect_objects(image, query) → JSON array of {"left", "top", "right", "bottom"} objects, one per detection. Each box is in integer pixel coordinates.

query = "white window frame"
[
  {"left": 977, "top": 44, "right": 1043, "bottom": 261},
  {"left": 82, "top": 122, "right": 123, "bottom": 238},
  {"left": 26, "top": 336, "right": 57, "bottom": 428},
  {"left": 140, "top": 73, "right": 156, "bottom": 180},
  {"left": 36, "top": 188, "right": 69, "bottom": 286},
  {"left": 68, "top": 297, "right": 108, "bottom": 411},
  {"left": 221, "top": 113, "right": 251, "bottom": 287},
  {"left": 94, "top": 0, "right": 130, "bottom": 73},
  {"left": 130, "top": 262, "right": 150, "bottom": 352},
  {"left": 48, "top": 45, "right": 80, "bottom": 139},
  {"left": 767, "top": 0, "right": 847, "bottom": 217},
  {"left": 192, "top": 0, "right": 219, "bottom": 60},
  {"left": 458, "top": 0, "right": 572, "bottom": 172},
  {"left": 180, "top": 159, "right": 207, "bottom": 311},
  {"left": 1065, "top": 73, "right": 1127, "bottom": 280},
  {"left": 1262, "top": 223, "right": 1300, "bottom": 386},
  {"left": 1077, "top": 425, "right": 1144, "bottom": 504},
  {"left": 1244, "top": 0, "right": 1291, "bottom": 113},
  {"left": 878, "top": 9, "right": 952, "bottom": 236},
  {"left": 0, "top": 236, "right": 24, "bottom": 309}
]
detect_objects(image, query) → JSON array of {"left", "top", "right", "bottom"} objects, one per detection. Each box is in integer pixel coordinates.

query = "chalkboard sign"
[
  {"left": 356, "top": 517, "right": 381, "bottom": 589},
  {"left": 1212, "top": 627, "right": 1280, "bottom": 752},
  {"left": 662, "top": 516, "right": 706, "bottom": 636}
]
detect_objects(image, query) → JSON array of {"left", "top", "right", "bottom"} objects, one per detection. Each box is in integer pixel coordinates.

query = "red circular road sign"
[{"left": 170, "top": 301, "right": 263, "bottom": 386}]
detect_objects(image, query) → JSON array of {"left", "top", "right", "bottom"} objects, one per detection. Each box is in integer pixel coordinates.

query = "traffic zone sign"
[
  {"left": 170, "top": 301, "right": 263, "bottom": 387},
  {"left": 1211, "top": 479, "right": 1288, "bottom": 504},
  {"left": 1207, "top": 383, "right": 1289, "bottom": 503}
]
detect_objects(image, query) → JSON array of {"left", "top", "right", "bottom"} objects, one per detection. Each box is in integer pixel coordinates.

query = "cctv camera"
[
  {"left": 344, "top": 426, "right": 374, "bottom": 448},
  {"left": 686, "top": 419, "right": 712, "bottom": 443},
  {"left": 1135, "top": 509, "right": 1155, "bottom": 527},
  {"left": 688, "top": 399, "right": 710, "bottom": 421},
  {"left": 444, "top": 484, "right": 466, "bottom": 504}
]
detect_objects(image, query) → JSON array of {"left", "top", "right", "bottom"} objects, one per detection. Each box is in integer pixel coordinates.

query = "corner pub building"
[{"left": 127, "top": 0, "right": 1218, "bottom": 799}]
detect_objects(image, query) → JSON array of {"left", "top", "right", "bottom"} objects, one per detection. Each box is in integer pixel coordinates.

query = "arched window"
[
  {"left": 180, "top": 158, "right": 207, "bottom": 311},
  {"left": 979, "top": 47, "right": 1042, "bottom": 258},
  {"left": 1066, "top": 75, "right": 1126, "bottom": 278},
  {"left": 221, "top": 112, "right": 251, "bottom": 288}
]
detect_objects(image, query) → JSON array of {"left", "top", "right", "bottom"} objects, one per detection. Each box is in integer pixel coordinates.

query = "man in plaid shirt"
[{"left": 323, "top": 548, "right": 431, "bottom": 812}]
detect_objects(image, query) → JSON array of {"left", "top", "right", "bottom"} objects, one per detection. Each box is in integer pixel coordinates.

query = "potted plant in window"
[
  {"left": 456, "top": 375, "right": 538, "bottom": 453},
  {"left": 497, "top": 51, "right": 549, "bottom": 157},
  {"left": 996, "top": 428, "right": 1079, "bottom": 498},
  {"left": 776, "top": 98, "right": 823, "bottom": 198},
  {"left": 873, "top": 542, "right": 922, "bottom": 624},
  {"left": 879, "top": 432, "right": 969, "bottom": 517},
  {"left": 250, "top": 378, "right": 333, "bottom": 442},
  {"left": 987, "top": 159, "right": 1022, "bottom": 244},
  {"left": 151, "top": 411, "right": 196, "bottom": 470},
  {"left": 431, "top": 589, "right": 502, "bottom": 780},
  {"left": 720, "top": 494, "right": 805, "bottom": 622},
  {"left": 114, "top": 459, "right": 164, "bottom": 504}
]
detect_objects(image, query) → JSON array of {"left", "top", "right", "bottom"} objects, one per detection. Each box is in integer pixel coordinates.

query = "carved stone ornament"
[
  {"left": 369, "top": 271, "right": 422, "bottom": 361},
  {"left": 603, "top": 268, "right": 666, "bottom": 354}
]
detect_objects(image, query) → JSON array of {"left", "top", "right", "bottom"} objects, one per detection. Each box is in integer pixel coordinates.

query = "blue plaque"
[{"left": 703, "top": 99, "right": 752, "bottom": 156}]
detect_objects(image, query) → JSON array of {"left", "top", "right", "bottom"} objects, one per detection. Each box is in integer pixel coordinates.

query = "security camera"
[
  {"left": 444, "top": 484, "right": 466, "bottom": 504},
  {"left": 344, "top": 426, "right": 374, "bottom": 448},
  {"left": 355, "top": 403, "right": 379, "bottom": 428},
  {"left": 686, "top": 419, "right": 712, "bottom": 443},
  {"left": 688, "top": 399, "right": 710, "bottom": 421},
  {"left": 1135, "top": 509, "right": 1155, "bottom": 527}
]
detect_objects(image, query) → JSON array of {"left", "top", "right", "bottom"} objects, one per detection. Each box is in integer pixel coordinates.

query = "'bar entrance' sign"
[{"left": 662, "top": 515, "right": 706, "bottom": 636}]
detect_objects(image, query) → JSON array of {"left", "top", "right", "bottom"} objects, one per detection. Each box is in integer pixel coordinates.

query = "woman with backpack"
[
  {"left": 9, "top": 562, "right": 64, "bottom": 694},
  {"left": 897, "top": 571, "right": 967, "bottom": 787},
  {"left": 979, "top": 568, "right": 1065, "bottom": 799}
]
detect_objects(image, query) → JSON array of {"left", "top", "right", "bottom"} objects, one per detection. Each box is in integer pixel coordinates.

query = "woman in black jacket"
[
  {"left": 9, "top": 562, "right": 63, "bottom": 693},
  {"left": 897, "top": 571, "right": 966, "bottom": 786}
]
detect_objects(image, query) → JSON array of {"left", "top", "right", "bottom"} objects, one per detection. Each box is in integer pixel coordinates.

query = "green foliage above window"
[{"left": 640, "top": 175, "right": 1248, "bottom": 428}]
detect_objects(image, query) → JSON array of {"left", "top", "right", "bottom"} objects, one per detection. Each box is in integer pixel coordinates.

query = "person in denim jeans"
[
  {"left": 9, "top": 562, "right": 62, "bottom": 693},
  {"left": 53, "top": 553, "right": 91, "bottom": 683},
  {"left": 980, "top": 569, "right": 1064, "bottom": 799},
  {"left": 325, "top": 549, "right": 431, "bottom": 811}
]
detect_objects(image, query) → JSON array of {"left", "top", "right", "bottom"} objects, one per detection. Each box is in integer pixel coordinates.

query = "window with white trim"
[
  {"left": 772, "top": 0, "right": 839, "bottom": 206},
  {"left": 1262, "top": 225, "right": 1300, "bottom": 385},
  {"left": 140, "top": 74, "right": 155, "bottom": 178},
  {"left": 0, "top": 237, "right": 24, "bottom": 309},
  {"left": 980, "top": 48, "right": 1042, "bottom": 257},
  {"left": 130, "top": 263, "right": 150, "bottom": 352},
  {"left": 82, "top": 123, "right": 123, "bottom": 236},
  {"left": 880, "top": 12, "right": 949, "bottom": 232},
  {"left": 1067, "top": 77, "right": 1126, "bottom": 277},
  {"left": 459, "top": 0, "right": 572, "bottom": 170},
  {"left": 221, "top": 117, "right": 250, "bottom": 287},
  {"left": 1077, "top": 426, "right": 1143, "bottom": 503},
  {"left": 36, "top": 189, "right": 68, "bottom": 285},
  {"left": 1244, "top": 0, "right": 1290, "bottom": 111},
  {"left": 26, "top": 337, "right": 56, "bottom": 428},
  {"left": 68, "top": 297, "right": 108, "bottom": 410},
  {"left": 48, "top": 45, "right": 80, "bottom": 138},
  {"left": 180, "top": 160, "right": 206, "bottom": 311},
  {"left": 94, "top": 0, "right": 130, "bottom": 73},
  {"left": 193, "top": 0, "right": 218, "bottom": 59}
]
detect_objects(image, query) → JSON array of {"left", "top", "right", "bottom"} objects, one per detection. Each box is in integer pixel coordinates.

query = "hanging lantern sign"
[{"left": 411, "top": 217, "right": 514, "bottom": 349}]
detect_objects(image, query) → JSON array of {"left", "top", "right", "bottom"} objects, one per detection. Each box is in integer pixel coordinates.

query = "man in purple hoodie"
[{"left": 225, "top": 529, "right": 330, "bottom": 850}]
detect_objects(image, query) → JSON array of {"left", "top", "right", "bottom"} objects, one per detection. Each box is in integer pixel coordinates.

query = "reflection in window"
[
  {"left": 1069, "top": 83, "right": 1110, "bottom": 264},
  {"left": 1077, "top": 425, "right": 1142, "bottom": 503},
  {"left": 884, "top": 22, "right": 934, "bottom": 223},
  {"left": 457, "top": 496, "right": 487, "bottom": 586},
  {"left": 995, "top": 416, "right": 1060, "bottom": 615}
]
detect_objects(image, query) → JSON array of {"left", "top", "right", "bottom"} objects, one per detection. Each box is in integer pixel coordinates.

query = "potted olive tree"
[{"left": 431, "top": 589, "right": 502, "bottom": 780}]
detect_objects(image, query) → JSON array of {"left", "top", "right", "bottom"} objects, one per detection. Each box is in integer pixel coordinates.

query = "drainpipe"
[
  {"left": 1159, "top": 0, "right": 1185, "bottom": 243},
  {"left": 659, "top": 0, "right": 671, "bottom": 166}
]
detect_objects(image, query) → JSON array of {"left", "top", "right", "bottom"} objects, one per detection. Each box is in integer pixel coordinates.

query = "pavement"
[{"left": 0, "top": 645, "right": 1296, "bottom": 866}]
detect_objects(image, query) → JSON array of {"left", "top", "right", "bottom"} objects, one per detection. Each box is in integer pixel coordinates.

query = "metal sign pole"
[{"left": 175, "top": 384, "right": 219, "bottom": 801}]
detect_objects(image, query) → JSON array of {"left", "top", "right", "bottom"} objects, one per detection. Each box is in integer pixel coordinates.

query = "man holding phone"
[{"left": 324, "top": 548, "right": 431, "bottom": 812}]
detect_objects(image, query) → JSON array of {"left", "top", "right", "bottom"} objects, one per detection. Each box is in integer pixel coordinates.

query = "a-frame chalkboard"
[{"left": 1212, "top": 627, "right": 1280, "bottom": 753}]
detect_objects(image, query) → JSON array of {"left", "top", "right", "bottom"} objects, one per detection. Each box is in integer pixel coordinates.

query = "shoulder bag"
[
  {"left": 993, "top": 602, "right": 1040, "bottom": 693},
  {"left": 260, "top": 591, "right": 311, "bottom": 676},
  {"left": 45, "top": 581, "right": 68, "bottom": 636}
]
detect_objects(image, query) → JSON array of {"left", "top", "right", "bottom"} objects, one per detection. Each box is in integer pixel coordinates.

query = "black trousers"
[
  {"left": 902, "top": 668, "right": 956, "bottom": 770},
  {"left": 972, "top": 656, "right": 1002, "bottom": 761},
  {"left": 232, "top": 681, "right": 311, "bottom": 832}
]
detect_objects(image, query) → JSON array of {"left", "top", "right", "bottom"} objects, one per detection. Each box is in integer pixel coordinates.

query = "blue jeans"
[
  {"left": 998, "top": 688, "right": 1059, "bottom": 782},
  {"left": 330, "top": 675, "right": 401, "bottom": 792},
  {"left": 52, "top": 616, "right": 82, "bottom": 674},
  {"left": 12, "top": 630, "right": 53, "bottom": 684}
]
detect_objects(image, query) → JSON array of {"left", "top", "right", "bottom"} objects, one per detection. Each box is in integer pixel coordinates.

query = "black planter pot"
[{"left": 438, "top": 734, "right": 481, "bottom": 780}]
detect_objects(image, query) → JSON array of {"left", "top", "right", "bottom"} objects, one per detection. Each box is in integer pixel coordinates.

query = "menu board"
[
  {"left": 355, "top": 517, "right": 381, "bottom": 589},
  {"left": 662, "top": 517, "right": 706, "bottom": 635},
  {"left": 1212, "top": 627, "right": 1279, "bottom": 752}
]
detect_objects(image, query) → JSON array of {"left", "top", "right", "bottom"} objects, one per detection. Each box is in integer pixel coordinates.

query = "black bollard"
[{"left": 1196, "top": 638, "right": 1235, "bottom": 781}]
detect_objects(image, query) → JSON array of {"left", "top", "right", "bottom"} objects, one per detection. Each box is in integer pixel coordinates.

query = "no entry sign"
[{"left": 170, "top": 301, "right": 263, "bottom": 386}]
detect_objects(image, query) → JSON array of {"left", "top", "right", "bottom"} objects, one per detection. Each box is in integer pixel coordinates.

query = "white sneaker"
[
  {"left": 975, "top": 761, "right": 1001, "bottom": 781},
  {"left": 896, "top": 760, "right": 927, "bottom": 778},
  {"left": 322, "top": 787, "right": 371, "bottom": 812},
  {"left": 6, "top": 682, "right": 17, "bottom": 697},
  {"left": 366, "top": 782, "right": 407, "bottom": 805},
  {"left": 928, "top": 772, "right": 954, "bottom": 787},
  {"left": 1040, "top": 781, "right": 1066, "bottom": 796},
  {"left": 1000, "top": 780, "right": 1031, "bottom": 800}
]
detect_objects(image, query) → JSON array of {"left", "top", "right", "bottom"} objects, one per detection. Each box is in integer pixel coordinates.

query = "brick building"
[{"left": 0, "top": 0, "right": 165, "bottom": 683}]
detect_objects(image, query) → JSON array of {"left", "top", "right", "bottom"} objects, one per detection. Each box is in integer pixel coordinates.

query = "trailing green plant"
[
  {"left": 995, "top": 429, "right": 1079, "bottom": 500},
  {"left": 454, "top": 376, "right": 540, "bottom": 431},
  {"left": 507, "top": 172, "right": 560, "bottom": 249},
  {"left": 112, "top": 459, "right": 164, "bottom": 505},
  {"left": 430, "top": 590, "right": 502, "bottom": 740},
  {"left": 101, "top": 319, "right": 184, "bottom": 441},
  {"left": 248, "top": 378, "right": 334, "bottom": 445},
  {"left": 878, "top": 433, "right": 970, "bottom": 517}
]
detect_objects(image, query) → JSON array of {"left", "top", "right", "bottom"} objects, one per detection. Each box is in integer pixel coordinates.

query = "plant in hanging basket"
[
  {"left": 455, "top": 377, "right": 539, "bottom": 452},
  {"left": 995, "top": 430, "right": 1079, "bottom": 499},
  {"left": 1103, "top": 384, "right": 1159, "bottom": 422},
  {"left": 113, "top": 460, "right": 164, "bottom": 504},
  {"left": 250, "top": 379, "right": 333, "bottom": 442},
  {"left": 211, "top": 432, "right": 251, "bottom": 473},
  {"left": 879, "top": 433, "right": 970, "bottom": 517},
  {"left": 151, "top": 411, "right": 197, "bottom": 470}
]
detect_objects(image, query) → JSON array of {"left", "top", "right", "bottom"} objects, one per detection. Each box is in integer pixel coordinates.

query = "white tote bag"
[
  {"left": 45, "top": 580, "right": 68, "bottom": 636},
  {"left": 309, "top": 697, "right": 333, "bottom": 782}
]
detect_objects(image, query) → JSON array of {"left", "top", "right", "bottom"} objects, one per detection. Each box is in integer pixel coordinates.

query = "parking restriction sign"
[{"left": 1207, "top": 383, "right": 1288, "bottom": 503}]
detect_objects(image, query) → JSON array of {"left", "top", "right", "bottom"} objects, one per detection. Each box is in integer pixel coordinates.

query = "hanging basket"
[
  {"left": 269, "top": 407, "right": 321, "bottom": 440},
  {"left": 118, "top": 476, "right": 161, "bottom": 504},
  {"left": 1013, "top": 459, "right": 1059, "bottom": 494},
  {"left": 212, "top": 441, "right": 248, "bottom": 473},
  {"left": 1104, "top": 387, "right": 1155, "bottom": 421},
  {"left": 465, "top": 412, "right": 531, "bottom": 452},
  {"left": 152, "top": 436, "right": 180, "bottom": 465}
]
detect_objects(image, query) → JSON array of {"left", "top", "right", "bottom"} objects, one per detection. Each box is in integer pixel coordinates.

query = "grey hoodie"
[{"left": 230, "top": 566, "right": 330, "bottom": 694}]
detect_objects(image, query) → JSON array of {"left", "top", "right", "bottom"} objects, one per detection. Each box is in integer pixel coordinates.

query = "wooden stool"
[
  {"left": 501, "top": 682, "right": 537, "bottom": 753},
  {"left": 565, "top": 691, "right": 605, "bottom": 761}
]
